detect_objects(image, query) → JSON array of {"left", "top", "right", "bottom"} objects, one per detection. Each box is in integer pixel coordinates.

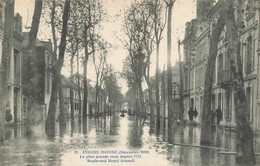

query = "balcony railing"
[{"left": 217, "top": 69, "right": 232, "bottom": 87}]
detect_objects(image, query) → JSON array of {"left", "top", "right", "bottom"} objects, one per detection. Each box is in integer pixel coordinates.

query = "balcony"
[{"left": 217, "top": 69, "right": 232, "bottom": 90}]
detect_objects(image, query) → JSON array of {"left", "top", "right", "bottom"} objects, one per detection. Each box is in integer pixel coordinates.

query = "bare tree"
[
  {"left": 103, "top": 64, "right": 123, "bottom": 114},
  {"left": 24, "top": 0, "right": 43, "bottom": 124},
  {"left": 122, "top": 57, "right": 139, "bottom": 114},
  {"left": 45, "top": 0, "right": 71, "bottom": 137},
  {"left": 164, "top": 0, "right": 176, "bottom": 143},
  {"left": 92, "top": 40, "right": 108, "bottom": 117},
  {"left": 66, "top": 1, "right": 82, "bottom": 127},
  {"left": 123, "top": 1, "right": 155, "bottom": 117},
  {"left": 149, "top": 0, "right": 167, "bottom": 126},
  {"left": 75, "top": 0, "right": 104, "bottom": 131}
]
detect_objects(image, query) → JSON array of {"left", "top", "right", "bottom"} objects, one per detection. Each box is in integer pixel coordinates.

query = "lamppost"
[{"left": 173, "top": 82, "right": 177, "bottom": 121}]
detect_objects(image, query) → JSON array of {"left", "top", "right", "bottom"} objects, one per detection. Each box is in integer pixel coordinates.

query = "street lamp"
[{"left": 173, "top": 82, "right": 177, "bottom": 121}]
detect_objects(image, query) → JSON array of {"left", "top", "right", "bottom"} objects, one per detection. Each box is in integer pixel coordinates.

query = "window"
[
  {"left": 185, "top": 74, "right": 188, "bottom": 90},
  {"left": 14, "top": 49, "right": 20, "bottom": 75},
  {"left": 190, "top": 69, "right": 194, "bottom": 90},
  {"left": 213, "top": 65, "right": 216, "bottom": 84},
  {"left": 195, "top": 67, "right": 203, "bottom": 89},
  {"left": 225, "top": 90, "right": 231, "bottom": 120},
  {"left": 47, "top": 72, "right": 50, "bottom": 94},
  {"left": 246, "top": 35, "right": 253, "bottom": 73},
  {"left": 224, "top": 51, "right": 227, "bottom": 70},
  {"left": 218, "top": 53, "right": 223, "bottom": 73}
]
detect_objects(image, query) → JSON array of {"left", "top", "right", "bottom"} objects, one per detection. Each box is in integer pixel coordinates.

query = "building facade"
[
  {"left": 58, "top": 76, "right": 96, "bottom": 119},
  {"left": 182, "top": 0, "right": 260, "bottom": 130},
  {"left": 22, "top": 33, "right": 53, "bottom": 122},
  {"left": 0, "top": 10, "right": 24, "bottom": 123}
]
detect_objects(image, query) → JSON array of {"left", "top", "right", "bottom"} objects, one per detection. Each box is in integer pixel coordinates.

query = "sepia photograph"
[{"left": 0, "top": 0, "right": 260, "bottom": 165}]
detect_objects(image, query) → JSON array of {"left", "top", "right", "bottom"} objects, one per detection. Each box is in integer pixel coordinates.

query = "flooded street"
[{"left": 0, "top": 113, "right": 259, "bottom": 166}]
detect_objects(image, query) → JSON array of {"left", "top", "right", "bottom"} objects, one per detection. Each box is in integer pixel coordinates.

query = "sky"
[{"left": 15, "top": 0, "right": 196, "bottom": 95}]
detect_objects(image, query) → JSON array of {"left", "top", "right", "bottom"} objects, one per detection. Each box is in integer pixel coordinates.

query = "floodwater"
[{"left": 0, "top": 113, "right": 259, "bottom": 166}]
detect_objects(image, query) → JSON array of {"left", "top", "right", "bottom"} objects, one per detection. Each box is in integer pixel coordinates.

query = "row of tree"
[
  {"left": 0, "top": 0, "right": 123, "bottom": 139},
  {"left": 122, "top": 0, "right": 256, "bottom": 165},
  {"left": 41, "top": 0, "right": 123, "bottom": 136},
  {"left": 122, "top": 0, "right": 179, "bottom": 138}
]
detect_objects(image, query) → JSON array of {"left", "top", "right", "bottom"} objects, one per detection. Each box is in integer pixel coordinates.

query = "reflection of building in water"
[{"left": 181, "top": 0, "right": 260, "bottom": 130}]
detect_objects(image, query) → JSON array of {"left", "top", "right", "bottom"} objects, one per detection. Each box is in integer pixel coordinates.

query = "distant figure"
[
  {"left": 211, "top": 109, "right": 215, "bottom": 124},
  {"left": 188, "top": 107, "right": 193, "bottom": 121},
  {"left": 193, "top": 108, "right": 198, "bottom": 119},
  {"left": 216, "top": 106, "right": 222, "bottom": 125}
]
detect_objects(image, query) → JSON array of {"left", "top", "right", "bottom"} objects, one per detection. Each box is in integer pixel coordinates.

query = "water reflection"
[{"left": 0, "top": 113, "right": 259, "bottom": 166}]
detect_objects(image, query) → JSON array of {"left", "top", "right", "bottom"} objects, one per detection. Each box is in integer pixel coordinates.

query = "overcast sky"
[{"left": 15, "top": 0, "right": 196, "bottom": 95}]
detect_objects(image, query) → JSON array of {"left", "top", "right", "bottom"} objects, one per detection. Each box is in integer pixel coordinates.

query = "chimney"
[
  {"left": 197, "top": 0, "right": 213, "bottom": 20},
  {"left": 14, "top": 13, "right": 22, "bottom": 34}
]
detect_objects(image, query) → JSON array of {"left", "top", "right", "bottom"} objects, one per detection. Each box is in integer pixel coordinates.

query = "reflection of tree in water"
[
  {"left": 109, "top": 114, "right": 120, "bottom": 135},
  {"left": 127, "top": 117, "right": 144, "bottom": 148},
  {"left": 149, "top": 116, "right": 156, "bottom": 135},
  {"left": 161, "top": 118, "right": 167, "bottom": 141},
  {"left": 45, "top": 143, "right": 62, "bottom": 166}
]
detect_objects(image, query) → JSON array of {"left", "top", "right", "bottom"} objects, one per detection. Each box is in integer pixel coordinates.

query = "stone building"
[
  {"left": 58, "top": 76, "right": 95, "bottom": 119},
  {"left": 0, "top": 4, "right": 24, "bottom": 123},
  {"left": 148, "top": 62, "right": 181, "bottom": 119},
  {"left": 22, "top": 33, "right": 53, "bottom": 122},
  {"left": 181, "top": 0, "right": 260, "bottom": 130}
]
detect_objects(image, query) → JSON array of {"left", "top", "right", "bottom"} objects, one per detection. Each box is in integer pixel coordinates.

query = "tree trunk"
[
  {"left": 95, "top": 79, "right": 99, "bottom": 117},
  {"left": 178, "top": 40, "right": 184, "bottom": 121},
  {"left": 201, "top": 13, "right": 225, "bottom": 145},
  {"left": 83, "top": 30, "right": 89, "bottom": 133},
  {"left": 162, "top": 67, "right": 166, "bottom": 118},
  {"left": 83, "top": 58, "right": 88, "bottom": 133},
  {"left": 223, "top": 0, "right": 255, "bottom": 164},
  {"left": 46, "top": 0, "right": 70, "bottom": 137},
  {"left": 26, "top": 0, "right": 43, "bottom": 124},
  {"left": 155, "top": 43, "right": 160, "bottom": 128},
  {"left": 137, "top": 80, "right": 145, "bottom": 117},
  {"left": 167, "top": 0, "right": 174, "bottom": 129},
  {"left": 148, "top": 87, "right": 153, "bottom": 120},
  {"left": 0, "top": 1, "right": 14, "bottom": 141},
  {"left": 76, "top": 50, "right": 81, "bottom": 123},
  {"left": 58, "top": 74, "right": 66, "bottom": 135},
  {"left": 45, "top": 66, "right": 59, "bottom": 137},
  {"left": 70, "top": 58, "right": 74, "bottom": 127}
]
